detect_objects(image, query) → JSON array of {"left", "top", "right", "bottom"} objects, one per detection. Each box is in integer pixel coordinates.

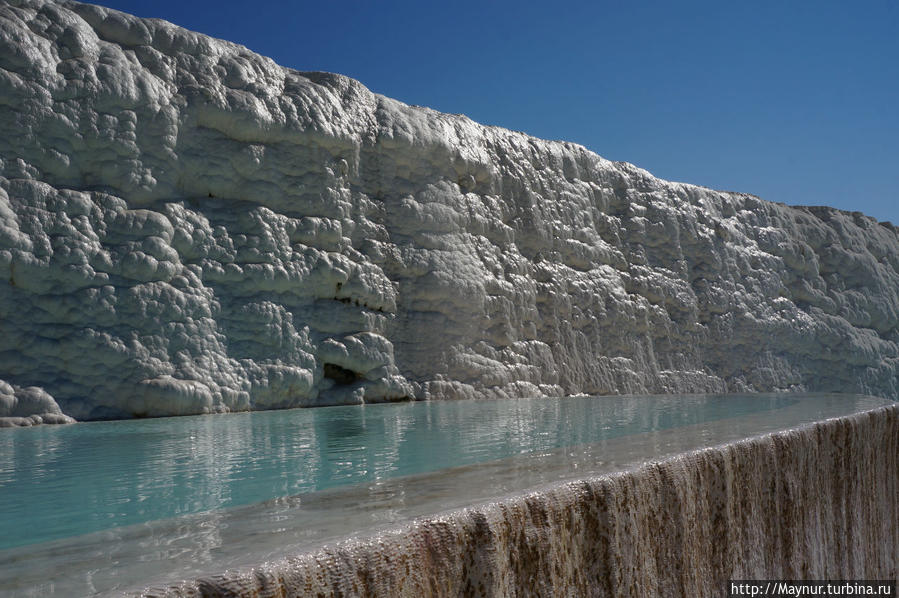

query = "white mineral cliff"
[{"left": 1, "top": 0, "right": 898, "bottom": 422}]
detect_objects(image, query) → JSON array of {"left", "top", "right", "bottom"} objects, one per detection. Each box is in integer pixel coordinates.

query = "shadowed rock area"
[{"left": 2, "top": 0, "right": 899, "bottom": 421}]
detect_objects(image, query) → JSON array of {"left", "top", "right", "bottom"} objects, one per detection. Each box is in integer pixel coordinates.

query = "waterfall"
[{"left": 143, "top": 404, "right": 897, "bottom": 597}]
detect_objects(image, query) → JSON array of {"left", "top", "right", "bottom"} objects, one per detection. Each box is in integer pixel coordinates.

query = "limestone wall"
[{"left": 2, "top": 0, "right": 899, "bottom": 420}]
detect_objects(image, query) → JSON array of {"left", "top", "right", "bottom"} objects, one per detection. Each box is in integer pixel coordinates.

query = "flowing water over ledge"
[{"left": 0, "top": 393, "right": 895, "bottom": 597}]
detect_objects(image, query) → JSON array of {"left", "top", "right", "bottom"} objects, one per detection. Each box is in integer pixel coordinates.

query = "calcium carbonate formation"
[
  {"left": 2, "top": 0, "right": 899, "bottom": 422},
  {"left": 141, "top": 404, "right": 898, "bottom": 597}
]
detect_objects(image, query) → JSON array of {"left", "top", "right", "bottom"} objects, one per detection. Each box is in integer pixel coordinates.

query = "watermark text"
[{"left": 728, "top": 580, "right": 896, "bottom": 597}]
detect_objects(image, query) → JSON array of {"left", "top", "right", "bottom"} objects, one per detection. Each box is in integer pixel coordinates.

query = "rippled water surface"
[
  {"left": 0, "top": 393, "right": 878, "bottom": 549},
  {"left": 0, "top": 393, "right": 892, "bottom": 596}
]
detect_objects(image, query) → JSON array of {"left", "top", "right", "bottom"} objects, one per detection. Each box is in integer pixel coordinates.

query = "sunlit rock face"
[
  {"left": 0, "top": 380, "right": 74, "bottom": 426},
  {"left": 1, "top": 0, "right": 899, "bottom": 421}
]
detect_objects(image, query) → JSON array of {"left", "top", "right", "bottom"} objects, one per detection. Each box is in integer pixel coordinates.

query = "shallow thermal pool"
[{"left": 0, "top": 393, "right": 893, "bottom": 596}]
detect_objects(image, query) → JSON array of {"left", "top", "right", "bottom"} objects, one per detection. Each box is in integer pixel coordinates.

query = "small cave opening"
[{"left": 323, "top": 363, "right": 363, "bottom": 386}]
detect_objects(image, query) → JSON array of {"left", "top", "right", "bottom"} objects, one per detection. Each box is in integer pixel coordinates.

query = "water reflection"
[
  {"left": 0, "top": 393, "right": 881, "bottom": 553},
  {"left": 0, "top": 393, "right": 892, "bottom": 597}
]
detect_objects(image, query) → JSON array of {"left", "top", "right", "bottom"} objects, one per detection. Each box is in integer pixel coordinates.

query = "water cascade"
[{"left": 145, "top": 405, "right": 897, "bottom": 597}]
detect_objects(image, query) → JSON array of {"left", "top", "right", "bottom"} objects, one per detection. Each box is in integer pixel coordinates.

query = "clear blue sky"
[{"left": 96, "top": 0, "right": 899, "bottom": 224}]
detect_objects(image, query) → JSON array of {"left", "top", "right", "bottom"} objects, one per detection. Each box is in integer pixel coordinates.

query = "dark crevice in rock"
[{"left": 323, "top": 363, "right": 363, "bottom": 386}]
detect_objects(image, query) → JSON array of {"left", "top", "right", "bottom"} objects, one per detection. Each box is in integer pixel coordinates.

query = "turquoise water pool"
[
  {"left": 0, "top": 393, "right": 893, "bottom": 597},
  {"left": 0, "top": 393, "right": 799, "bottom": 550}
]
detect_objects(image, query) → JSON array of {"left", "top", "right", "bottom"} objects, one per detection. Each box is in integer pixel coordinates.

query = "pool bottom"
[{"left": 140, "top": 403, "right": 898, "bottom": 597}]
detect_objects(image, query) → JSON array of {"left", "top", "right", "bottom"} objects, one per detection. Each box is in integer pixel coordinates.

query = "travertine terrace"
[{"left": 2, "top": 0, "right": 899, "bottom": 422}]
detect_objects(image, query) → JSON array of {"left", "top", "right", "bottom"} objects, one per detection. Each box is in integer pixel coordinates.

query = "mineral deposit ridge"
[{"left": 2, "top": 0, "right": 899, "bottom": 424}]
